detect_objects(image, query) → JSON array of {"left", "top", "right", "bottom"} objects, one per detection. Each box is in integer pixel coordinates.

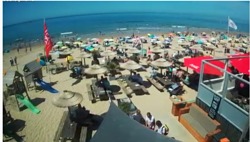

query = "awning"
[
  {"left": 90, "top": 102, "right": 180, "bottom": 142},
  {"left": 184, "top": 56, "right": 228, "bottom": 76},
  {"left": 228, "top": 54, "right": 250, "bottom": 75}
]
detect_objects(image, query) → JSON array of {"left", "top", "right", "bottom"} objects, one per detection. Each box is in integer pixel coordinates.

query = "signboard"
[{"left": 208, "top": 94, "right": 221, "bottom": 119}]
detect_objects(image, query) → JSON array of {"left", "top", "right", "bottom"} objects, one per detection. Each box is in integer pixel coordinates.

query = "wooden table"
[
  {"left": 170, "top": 96, "right": 186, "bottom": 116},
  {"left": 155, "top": 76, "right": 173, "bottom": 87}
]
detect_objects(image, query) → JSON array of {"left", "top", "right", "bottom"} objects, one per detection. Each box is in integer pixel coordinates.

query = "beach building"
[
  {"left": 193, "top": 56, "right": 249, "bottom": 142},
  {"left": 23, "top": 60, "right": 43, "bottom": 91}
]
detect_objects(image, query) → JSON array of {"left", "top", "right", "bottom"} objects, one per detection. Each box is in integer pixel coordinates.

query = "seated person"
[
  {"left": 129, "top": 72, "right": 138, "bottom": 82},
  {"left": 153, "top": 54, "right": 160, "bottom": 60},
  {"left": 91, "top": 59, "right": 100, "bottom": 65},
  {"left": 100, "top": 76, "right": 111, "bottom": 91},
  {"left": 183, "top": 74, "right": 190, "bottom": 85},
  {"left": 111, "top": 57, "right": 119, "bottom": 65},
  {"left": 136, "top": 73, "right": 144, "bottom": 85},
  {"left": 150, "top": 67, "right": 157, "bottom": 78}
]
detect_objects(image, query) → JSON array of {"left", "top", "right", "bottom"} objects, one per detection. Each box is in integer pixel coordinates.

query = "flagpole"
[{"left": 227, "top": 16, "right": 230, "bottom": 35}]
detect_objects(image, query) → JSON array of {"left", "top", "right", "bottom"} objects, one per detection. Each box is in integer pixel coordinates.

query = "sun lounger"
[
  {"left": 117, "top": 79, "right": 133, "bottom": 98},
  {"left": 145, "top": 76, "right": 164, "bottom": 92},
  {"left": 140, "top": 85, "right": 149, "bottom": 95},
  {"left": 79, "top": 127, "right": 88, "bottom": 142},
  {"left": 54, "top": 111, "right": 68, "bottom": 142},
  {"left": 86, "top": 84, "right": 96, "bottom": 103}
]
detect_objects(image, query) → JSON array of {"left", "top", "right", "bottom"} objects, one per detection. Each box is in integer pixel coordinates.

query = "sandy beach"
[{"left": 3, "top": 31, "right": 249, "bottom": 142}]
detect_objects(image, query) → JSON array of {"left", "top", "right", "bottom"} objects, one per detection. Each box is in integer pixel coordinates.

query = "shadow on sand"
[
  {"left": 20, "top": 97, "right": 45, "bottom": 111},
  {"left": 4, "top": 119, "right": 26, "bottom": 142}
]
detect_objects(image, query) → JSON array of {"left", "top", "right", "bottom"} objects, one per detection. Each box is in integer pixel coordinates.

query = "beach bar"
[{"left": 194, "top": 56, "right": 249, "bottom": 142}]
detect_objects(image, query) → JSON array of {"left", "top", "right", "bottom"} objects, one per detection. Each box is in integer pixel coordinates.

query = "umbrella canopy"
[
  {"left": 73, "top": 41, "right": 82, "bottom": 45},
  {"left": 205, "top": 44, "right": 216, "bottom": 50},
  {"left": 178, "top": 56, "right": 191, "bottom": 63},
  {"left": 179, "top": 42, "right": 190, "bottom": 46},
  {"left": 59, "top": 46, "right": 68, "bottom": 51},
  {"left": 184, "top": 56, "right": 229, "bottom": 76},
  {"left": 127, "top": 48, "right": 141, "bottom": 54},
  {"left": 151, "top": 58, "right": 171, "bottom": 67},
  {"left": 59, "top": 51, "right": 73, "bottom": 55},
  {"left": 52, "top": 90, "right": 83, "bottom": 108},
  {"left": 120, "top": 60, "right": 141, "bottom": 70},
  {"left": 151, "top": 47, "right": 164, "bottom": 53},
  {"left": 65, "top": 41, "right": 71, "bottom": 44},
  {"left": 85, "top": 65, "right": 107, "bottom": 75},
  {"left": 101, "top": 50, "right": 117, "bottom": 57},
  {"left": 119, "top": 46, "right": 132, "bottom": 50},
  {"left": 77, "top": 52, "right": 92, "bottom": 58},
  {"left": 56, "top": 41, "right": 63, "bottom": 46},
  {"left": 190, "top": 44, "right": 202, "bottom": 50},
  {"left": 228, "top": 54, "right": 250, "bottom": 75}
]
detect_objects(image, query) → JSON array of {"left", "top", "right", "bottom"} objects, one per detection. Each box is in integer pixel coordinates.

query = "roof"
[
  {"left": 90, "top": 102, "right": 180, "bottom": 142},
  {"left": 3, "top": 71, "right": 23, "bottom": 86},
  {"left": 23, "top": 60, "right": 42, "bottom": 74}
]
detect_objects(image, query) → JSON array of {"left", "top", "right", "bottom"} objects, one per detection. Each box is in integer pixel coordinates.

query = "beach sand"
[{"left": 3, "top": 32, "right": 247, "bottom": 142}]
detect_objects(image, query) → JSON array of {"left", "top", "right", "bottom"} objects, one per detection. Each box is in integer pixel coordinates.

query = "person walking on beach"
[
  {"left": 132, "top": 109, "right": 146, "bottom": 125},
  {"left": 145, "top": 112, "right": 155, "bottom": 130},
  {"left": 10, "top": 57, "right": 14, "bottom": 66},
  {"left": 14, "top": 56, "right": 17, "bottom": 65},
  {"left": 29, "top": 43, "right": 32, "bottom": 51},
  {"left": 25, "top": 47, "right": 27, "bottom": 53},
  {"left": 155, "top": 120, "right": 169, "bottom": 136},
  {"left": 17, "top": 48, "right": 20, "bottom": 54}
]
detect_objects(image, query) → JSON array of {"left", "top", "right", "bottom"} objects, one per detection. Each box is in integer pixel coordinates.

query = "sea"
[{"left": 3, "top": 11, "right": 249, "bottom": 50}]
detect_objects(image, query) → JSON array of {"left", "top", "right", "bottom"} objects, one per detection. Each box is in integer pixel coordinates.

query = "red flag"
[{"left": 44, "top": 20, "right": 53, "bottom": 57}]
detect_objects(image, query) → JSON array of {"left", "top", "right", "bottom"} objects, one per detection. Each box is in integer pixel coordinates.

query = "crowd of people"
[{"left": 131, "top": 110, "right": 170, "bottom": 136}]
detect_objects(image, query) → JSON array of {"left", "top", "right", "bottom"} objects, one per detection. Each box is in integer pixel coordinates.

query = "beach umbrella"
[
  {"left": 101, "top": 50, "right": 117, "bottom": 57},
  {"left": 127, "top": 48, "right": 141, "bottom": 54},
  {"left": 65, "top": 41, "right": 71, "bottom": 44},
  {"left": 52, "top": 90, "right": 83, "bottom": 108},
  {"left": 178, "top": 56, "right": 191, "bottom": 63},
  {"left": 151, "top": 58, "right": 171, "bottom": 74},
  {"left": 85, "top": 65, "right": 107, "bottom": 75},
  {"left": 73, "top": 41, "right": 82, "bottom": 46},
  {"left": 81, "top": 44, "right": 88, "bottom": 48},
  {"left": 59, "top": 46, "right": 68, "bottom": 51},
  {"left": 151, "top": 58, "right": 171, "bottom": 67},
  {"left": 56, "top": 41, "right": 63, "bottom": 46},
  {"left": 77, "top": 52, "right": 92, "bottom": 66},
  {"left": 120, "top": 60, "right": 142, "bottom": 71},
  {"left": 151, "top": 47, "right": 164, "bottom": 54},
  {"left": 92, "top": 44, "right": 99, "bottom": 47},
  {"left": 91, "top": 38, "right": 99, "bottom": 42},
  {"left": 53, "top": 44, "right": 59, "bottom": 49},
  {"left": 77, "top": 37, "right": 81, "bottom": 41},
  {"left": 179, "top": 42, "right": 190, "bottom": 46},
  {"left": 190, "top": 44, "right": 202, "bottom": 50}
]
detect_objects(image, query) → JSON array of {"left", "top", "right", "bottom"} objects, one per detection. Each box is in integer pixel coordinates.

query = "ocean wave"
[
  {"left": 136, "top": 27, "right": 162, "bottom": 30},
  {"left": 116, "top": 28, "right": 127, "bottom": 31},
  {"left": 171, "top": 25, "right": 186, "bottom": 28}
]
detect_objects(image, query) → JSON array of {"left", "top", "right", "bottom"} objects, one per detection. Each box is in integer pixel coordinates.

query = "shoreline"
[
  {"left": 4, "top": 27, "right": 249, "bottom": 52},
  {"left": 3, "top": 26, "right": 249, "bottom": 50}
]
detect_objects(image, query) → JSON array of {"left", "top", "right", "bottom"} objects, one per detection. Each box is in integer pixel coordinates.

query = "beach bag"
[{"left": 162, "top": 124, "right": 169, "bottom": 135}]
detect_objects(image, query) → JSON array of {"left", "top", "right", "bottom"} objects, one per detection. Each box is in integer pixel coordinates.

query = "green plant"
[
  {"left": 106, "top": 62, "right": 118, "bottom": 70},
  {"left": 118, "top": 102, "right": 131, "bottom": 115}
]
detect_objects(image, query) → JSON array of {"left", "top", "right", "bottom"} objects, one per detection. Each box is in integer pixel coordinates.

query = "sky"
[{"left": 3, "top": 1, "right": 249, "bottom": 26}]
